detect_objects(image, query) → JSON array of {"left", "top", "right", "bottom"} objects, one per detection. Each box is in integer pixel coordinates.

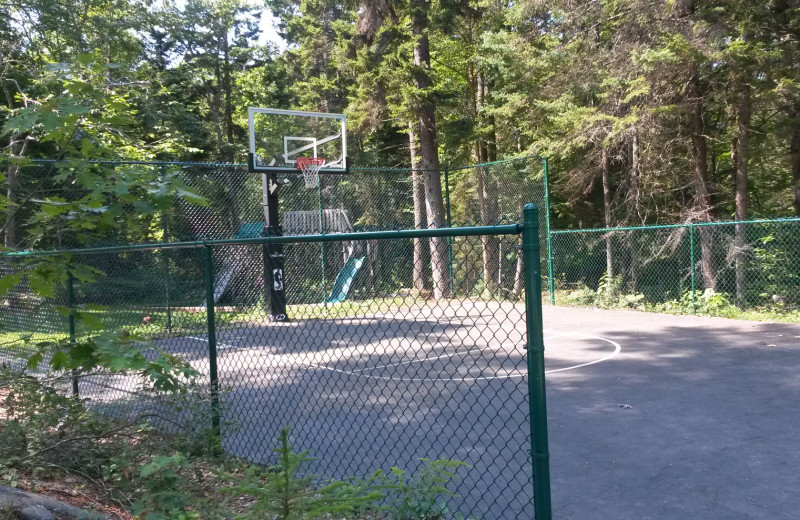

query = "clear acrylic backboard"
[{"left": 247, "top": 107, "right": 347, "bottom": 174}]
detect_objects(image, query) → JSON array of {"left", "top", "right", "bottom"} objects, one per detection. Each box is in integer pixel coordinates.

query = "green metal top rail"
[
  {"left": 550, "top": 217, "right": 800, "bottom": 235},
  {"left": 449, "top": 155, "right": 545, "bottom": 171},
  {"left": 17, "top": 155, "right": 545, "bottom": 173},
  {"left": 2, "top": 223, "right": 523, "bottom": 258}
]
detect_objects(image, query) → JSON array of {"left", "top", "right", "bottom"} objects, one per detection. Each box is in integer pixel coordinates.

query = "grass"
[
  {"left": 548, "top": 287, "right": 800, "bottom": 324},
  {"left": 0, "top": 295, "right": 426, "bottom": 352}
]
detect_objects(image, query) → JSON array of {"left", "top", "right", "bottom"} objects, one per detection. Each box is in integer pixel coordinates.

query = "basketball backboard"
[{"left": 248, "top": 108, "right": 347, "bottom": 174}]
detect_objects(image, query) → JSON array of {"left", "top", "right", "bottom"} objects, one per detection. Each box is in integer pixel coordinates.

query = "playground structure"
[
  {"left": 0, "top": 155, "right": 548, "bottom": 332},
  {"left": 207, "top": 208, "right": 366, "bottom": 308},
  {"left": 165, "top": 155, "right": 546, "bottom": 316}
]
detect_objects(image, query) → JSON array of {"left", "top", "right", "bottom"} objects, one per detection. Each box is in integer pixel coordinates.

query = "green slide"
[
  {"left": 324, "top": 256, "right": 366, "bottom": 304},
  {"left": 236, "top": 222, "right": 264, "bottom": 239}
]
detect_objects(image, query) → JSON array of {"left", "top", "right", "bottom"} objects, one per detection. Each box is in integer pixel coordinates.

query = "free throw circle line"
[
  {"left": 310, "top": 332, "right": 621, "bottom": 382},
  {"left": 544, "top": 333, "right": 621, "bottom": 373}
]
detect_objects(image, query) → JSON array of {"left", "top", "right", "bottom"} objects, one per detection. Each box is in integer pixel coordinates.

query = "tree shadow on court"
[
  {"left": 76, "top": 313, "right": 537, "bottom": 517},
  {"left": 71, "top": 307, "right": 800, "bottom": 519},
  {"left": 156, "top": 316, "right": 523, "bottom": 360}
]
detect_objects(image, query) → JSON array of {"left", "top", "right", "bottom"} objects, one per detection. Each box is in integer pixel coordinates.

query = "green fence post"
[
  {"left": 522, "top": 203, "right": 552, "bottom": 520},
  {"left": 689, "top": 223, "right": 696, "bottom": 315},
  {"left": 318, "top": 174, "right": 328, "bottom": 308},
  {"left": 444, "top": 163, "right": 454, "bottom": 295},
  {"left": 160, "top": 164, "right": 173, "bottom": 332},
  {"left": 542, "top": 158, "right": 555, "bottom": 305},
  {"left": 66, "top": 268, "right": 79, "bottom": 396},
  {"left": 163, "top": 248, "right": 173, "bottom": 332},
  {"left": 202, "top": 245, "right": 222, "bottom": 452}
]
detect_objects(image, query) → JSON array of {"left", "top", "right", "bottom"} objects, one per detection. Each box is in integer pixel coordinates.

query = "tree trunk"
[
  {"left": 2, "top": 74, "right": 25, "bottom": 249},
  {"left": 210, "top": 50, "right": 240, "bottom": 230},
  {"left": 687, "top": 65, "right": 717, "bottom": 291},
  {"left": 601, "top": 148, "right": 614, "bottom": 282},
  {"left": 484, "top": 76, "right": 501, "bottom": 288},
  {"left": 3, "top": 133, "right": 23, "bottom": 250},
  {"left": 792, "top": 121, "right": 800, "bottom": 217},
  {"left": 223, "top": 35, "right": 234, "bottom": 163},
  {"left": 513, "top": 202, "right": 525, "bottom": 298},
  {"left": 208, "top": 60, "right": 225, "bottom": 158},
  {"left": 475, "top": 71, "right": 501, "bottom": 293},
  {"left": 734, "top": 81, "right": 750, "bottom": 307},
  {"left": 4, "top": 162, "right": 18, "bottom": 248},
  {"left": 628, "top": 130, "right": 641, "bottom": 291},
  {"left": 412, "top": 0, "right": 451, "bottom": 299},
  {"left": 409, "top": 122, "right": 428, "bottom": 291},
  {"left": 476, "top": 164, "right": 501, "bottom": 293}
]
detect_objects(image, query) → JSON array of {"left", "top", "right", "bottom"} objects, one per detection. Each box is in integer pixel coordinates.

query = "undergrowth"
[
  {"left": 0, "top": 369, "right": 470, "bottom": 519},
  {"left": 552, "top": 274, "right": 800, "bottom": 323}
]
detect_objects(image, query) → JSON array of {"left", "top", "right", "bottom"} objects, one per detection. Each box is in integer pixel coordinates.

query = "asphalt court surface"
[
  {"left": 152, "top": 301, "right": 621, "bottom": 518},
  {"left": 77, "top": 303, "right": 800, "bottom": 519}
]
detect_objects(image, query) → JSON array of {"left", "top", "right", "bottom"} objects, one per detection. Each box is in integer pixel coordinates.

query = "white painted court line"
[
  {"left": 176, "top": 329, "right": 621, "bottom": 382},
  {"left": 188, "top": 335, "right": 239, "bottom": 350},
  {"left": 348, "top": 346, "right": 498, "bottom": 372},
  {"left": 309, "top": 332, "right": 622, "bottom": 382},
  {"left": 544, "top": 334, "right": 621, "bottom": 374}
]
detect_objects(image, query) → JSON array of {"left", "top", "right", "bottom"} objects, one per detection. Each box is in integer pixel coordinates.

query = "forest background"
[
  {"left": 2, "top": 0, "right": 800, "bottom": 249},
  {"left": 3, "top": 1, "right": 800, "bottom": 517}
]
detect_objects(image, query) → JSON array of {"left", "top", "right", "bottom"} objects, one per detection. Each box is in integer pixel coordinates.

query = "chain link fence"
[
  {"left": 7, "top": 157, "right": 549, "bottom": 314},
  {"left": 0, "top": 212, "right": 552, "bottom": 519},
  {"left": 8, "top": 153, "right": 800, "bottom": 516},
  {"left": 8, "top": 157, "right": 547, "bottom": 242},
  {"left": 548, "top": 218, "right": 800, "bottom": 318}
]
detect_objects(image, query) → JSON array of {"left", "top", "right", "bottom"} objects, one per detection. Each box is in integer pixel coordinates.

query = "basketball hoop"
[{"left": 296, "top": 157, "right": 326, "bottom": 189}]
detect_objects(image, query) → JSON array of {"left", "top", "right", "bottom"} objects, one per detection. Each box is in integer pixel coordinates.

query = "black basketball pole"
[{"left": 262, "top": 172, "right": 288, "bottom": 321}]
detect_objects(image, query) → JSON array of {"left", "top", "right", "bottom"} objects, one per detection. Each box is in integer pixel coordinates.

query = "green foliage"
[
  {"left": 132, "top": 453, "right": 199, "bottom": 520},
  {"left": 24, "top": 329, "right": 198, "bottom": 393},
  {"left": 0, "top": 54, "right": 207, "bottom": 393},
  {"left": 595, "top": 271, "right": 620, "bottom": 307},
  {"left": 0, "top": 368, "right": 218, "bottom": 519},
  {"left": 225, "top": 425, "right": 383, "bottom": 519},
  {"left": 372, "top": 459, "right": 471, "bottom": 520},
  {"left": 652, "top": 289, "right": 733, "bottom": 316},
  {"left": 221, "top": 426, "right": 471, "bottom": 519},
  {"left": 3, "top": 256, "right": 200, "bottom": 392},
  {"left": 4, "top": 53, "right": 146, "bottom": 159},
  {"left": 648, "top": 289, "right": 799, "bottom": 322},
  {"left": 752, "top": 234, "right": 800, "bottom": 303},
  {"left": 558, "top": 280, "right": 800, "bottom": 323},
  {"left": 1, "top": 52, "right": 207, "bottom": 250},
  {"left": 1, "top": 366, "right": 472, "bottom": 519},
  {"left": 4, "top": 0, "right": 800, "bottom": 238},
  {"left": 0, "top": 368, "right": 135, "bottom": 480},
  {"left": 562, "top": 273, "right": 646, "bottom": 310}
]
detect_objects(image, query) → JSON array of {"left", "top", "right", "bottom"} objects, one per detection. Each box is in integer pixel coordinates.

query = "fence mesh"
[
  {"left": 549, "top": 219, "right": 800, "bottom": 317},
  {"left": 8, "top": 157, "right": 546, "bottom": 245},
  {"left": 1, "top": 225, "right": 544, "bottom": 519},
  {"left": 12, "top": 153, "right": 800, "bottom": 516},
  {"left": 8, "top": 157, "right": 548, "bottom": 312}
]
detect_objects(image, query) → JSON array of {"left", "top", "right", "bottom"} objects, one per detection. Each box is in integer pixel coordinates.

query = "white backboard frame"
[{"left": 248, "top": 107, "right": 347, "bottom": 174}]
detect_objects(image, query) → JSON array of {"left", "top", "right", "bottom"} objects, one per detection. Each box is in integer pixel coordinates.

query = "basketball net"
[{"left": 296, "top": 157, "right": 326, "bottom": 189}]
